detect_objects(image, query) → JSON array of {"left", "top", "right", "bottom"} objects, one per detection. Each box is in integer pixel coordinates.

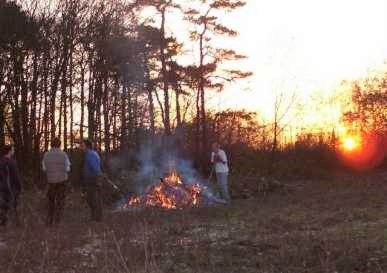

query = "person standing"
[
  {"left": 0, "top": 145, "right": 21, "bottom": 226},
  {"left": 42, "top": 138, "right": 71, "bottom": 226},
  {"left": 81, "top": 139, "right": 103, "bottom": 222},
  {"left": 211, "top": 142, "right": 230, "bottom": 202}
]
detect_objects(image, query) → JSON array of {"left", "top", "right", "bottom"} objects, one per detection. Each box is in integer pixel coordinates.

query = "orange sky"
[
  {"left": 211, "top": 0, "right": 387, "bottom": 120},
  {"left": 161, "top": 0, "right": 387, "bottom": 130}
]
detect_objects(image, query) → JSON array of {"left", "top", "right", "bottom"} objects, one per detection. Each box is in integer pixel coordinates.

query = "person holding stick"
[
  {"left": 81, "top": 139, "right": 103, "bottom": 222},
  {"left": 211, "top": 142, "right": 230, "bottom": 202}
]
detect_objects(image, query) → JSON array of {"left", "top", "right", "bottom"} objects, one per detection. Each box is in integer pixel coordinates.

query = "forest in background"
[{"left": 0, "top": 0, "right": 386, "bottom": 186}]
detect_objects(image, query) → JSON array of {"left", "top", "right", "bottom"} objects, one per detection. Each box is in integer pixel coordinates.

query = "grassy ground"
[{"left": 1, "top": 172, "right": 387, "bottom": 273}]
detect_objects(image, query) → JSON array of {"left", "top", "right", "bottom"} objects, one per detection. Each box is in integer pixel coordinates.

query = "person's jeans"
[
  {"left": 0, "top": 208, "right": 8, "bottom": 226},
  {"left": 46, "top": 181, "right": 67, "bottom": 226},
  {"left": 216, "top": 172, "right": 230, "bottom": 201},
  {"left": 0, "top": 190, "right": 19, "bottom": 226},
  {"left": 83, "top": 177, "right": 103, "bottom": 221}
]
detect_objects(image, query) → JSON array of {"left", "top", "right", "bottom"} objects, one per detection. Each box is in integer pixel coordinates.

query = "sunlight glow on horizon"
[
  {"left": 342, "top": 136, "right": 360, "bottom": 152},
  {"left": 338, "top": 132, "right": 386, "bottom": 170},
  {"left": 206, "top": 0, "right": 387, "bottom": 124},
  {"left": 143, "top": 0, "right": 386, "bottom": 130}
]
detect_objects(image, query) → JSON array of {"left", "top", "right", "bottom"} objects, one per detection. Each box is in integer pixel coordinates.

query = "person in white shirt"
[
  {"left": 42, "top": 137, "right": 71, "bottom": 226},
  {"left": 211, "top": 142, "right": 230, "bottom": 201}
]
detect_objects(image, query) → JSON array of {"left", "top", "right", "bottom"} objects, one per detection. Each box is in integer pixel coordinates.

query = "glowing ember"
[{"left": 123, "top": 171, "right": 202, "bottom": 209}]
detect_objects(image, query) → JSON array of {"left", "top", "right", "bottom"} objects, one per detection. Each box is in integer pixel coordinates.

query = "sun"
[{"left": 341, "top": 136, "right": 360, "bottom": 152}]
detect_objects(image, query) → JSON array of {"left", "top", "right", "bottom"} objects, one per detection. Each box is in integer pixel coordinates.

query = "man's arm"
[
  {"left": 210, "top": 152, "right": 215, "bottom": 163},
  {"left": 64, "top": 153, "right": 71, "bottom": 173},
  {"left": 42, "top": 153, "right": 47, "bottom": 172},
  {"left": 212, "top": 152, "right": 225, "bottom": 163},
  {"left": 88, "top": 152, "right": 101, "bottom": 175},
  {"left": 219, "top": 151, "right": 227, "bottom": 164}
]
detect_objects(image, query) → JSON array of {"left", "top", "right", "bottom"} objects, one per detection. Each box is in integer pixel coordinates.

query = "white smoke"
[{"left": 110, "top": 133, "right": 223, "bottom": 208}]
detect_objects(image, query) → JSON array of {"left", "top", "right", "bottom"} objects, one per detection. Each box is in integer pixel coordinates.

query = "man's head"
[
  {"left": 1, "top": 144, "right": 14, "bottom": 158},
  {"left": 81, "top": 139, "right": 93, "bottom": 151},
  {"left": 51, "top": 137, "right": 61, "bottom": 148},
  {"left": 212, "top": 142, "right": 220, "bottom": 152}
]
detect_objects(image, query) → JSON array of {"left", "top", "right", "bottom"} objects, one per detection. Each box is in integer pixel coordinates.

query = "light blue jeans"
[{"left": 216, "top": 172, "right": 230, "bottom": 201}]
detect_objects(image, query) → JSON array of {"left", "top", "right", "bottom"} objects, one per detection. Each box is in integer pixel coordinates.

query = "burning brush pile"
[
  {"left": 123, "top": 171, "right": 205, "bottom": 210},
  {"left": 116, "top": 139, "right": 226, "bottom": 210}
]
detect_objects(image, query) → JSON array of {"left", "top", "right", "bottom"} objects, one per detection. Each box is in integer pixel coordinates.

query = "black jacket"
[{"left": 0, "top": 157, "right": 21, "bottom": 209}]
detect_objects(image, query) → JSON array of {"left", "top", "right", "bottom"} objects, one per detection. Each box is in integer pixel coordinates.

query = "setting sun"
[
  {"left": 2, "top": 1, "right": 387, "bottom": 272},
  {"left": 342, "top": 136, "right": 360, "bottom": 152}
]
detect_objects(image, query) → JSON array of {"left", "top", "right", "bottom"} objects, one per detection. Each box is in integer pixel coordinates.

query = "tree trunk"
[
  {"left": 200, "top": 35, "right": 208, "bottom": 152},
  {"left": 0, "top": 102, "right": 5, "bottom": 148},
  {"left": 103, "top": 70, "right": 110, "bottom": 155},
  {"left": 159, "top": 9, "right": 171, "bottom": 135},
  {"left": 175, "top": 89, "right": 181, "bottom": 128},
  {"left": 120, "top": 82, "right": 127, "bottom": 152},
  {"left": 80, "top": 62, "right": 85, "bottom": 141},
  {"left": 147, "top": 84, "right": 155, "bottom": 135},
  {"left": 69, "top": 53, "right": 74, "bottom": 151}
]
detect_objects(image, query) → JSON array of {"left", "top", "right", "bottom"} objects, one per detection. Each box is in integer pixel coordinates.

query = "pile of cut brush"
[
  {"left": 121, "top": 172, "right": 201, "bottom": 210},
  {"left": 120, "top": 171, "right": 226, "bottom": 210}
]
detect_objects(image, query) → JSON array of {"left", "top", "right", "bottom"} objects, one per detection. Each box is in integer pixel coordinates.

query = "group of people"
[
  {"left": 42, "top": 138, "right": 103, "bottom": 226},
  {"left": 0, "top": 140, "right": 231, "bottom": 227},
  {"left": 0, "top": 138, "right": 103, "bottom": 227}
]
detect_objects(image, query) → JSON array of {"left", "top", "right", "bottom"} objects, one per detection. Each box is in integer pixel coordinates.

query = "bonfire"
[{"left": 123, "top": 171, "right": 202, "bottom": 209}]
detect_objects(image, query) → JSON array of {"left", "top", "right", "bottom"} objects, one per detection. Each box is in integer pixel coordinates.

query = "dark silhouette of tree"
[
  {"left": 0, "top": 0, "right": 252, "bottom": 180},
  {"left": 184, "top": 0, "right": 252, "bottom": 166},
  {"left": 343, "top": 71, "right": 387, "bottom": 133},
  {"left": 134, "top": 0, "right": 182, "bottom": 135},
  {"left": 0, "top": 0, "right": 39, "bottom": 171}
]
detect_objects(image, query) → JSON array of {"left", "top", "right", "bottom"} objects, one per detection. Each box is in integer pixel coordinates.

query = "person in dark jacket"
[
  {"left": 81, "top": 139, "right": 102, "bottom": 221},
  {"left": 0, "top": 145, "right": 21, "bottom": 226}
]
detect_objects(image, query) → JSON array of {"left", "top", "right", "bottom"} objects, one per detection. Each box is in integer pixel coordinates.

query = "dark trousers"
[
  {"left": 0, "top": 208, "right": 8, "bottom": 226},
  {"left": 84, "top": 180, "right": 102, "bottom": 221},
  {"left": 47, "top": 182, "right": 67, "bottom": 226},
  {"left": 0, "top": 191, "right": 18, "bottom": 226}
]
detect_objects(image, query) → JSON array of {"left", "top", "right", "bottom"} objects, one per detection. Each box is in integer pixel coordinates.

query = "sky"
[{"left": 191, "top": 0, "right": 387, "bottom": 124}]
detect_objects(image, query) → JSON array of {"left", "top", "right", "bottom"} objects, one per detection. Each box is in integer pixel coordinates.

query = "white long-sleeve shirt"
[
  {"left": 211, "top": 149, "right": 229, "bottom": 173},
  {"left": 42, "top": 148, "right": 71, "bottom": 183}
]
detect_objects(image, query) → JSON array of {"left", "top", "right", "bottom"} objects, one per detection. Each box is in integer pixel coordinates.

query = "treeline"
[
  {"left": 343, "top": 70, "right": 387, "bottom": 133},
  {"left": 0, "top": 0, "right": 250, "bottom": 174},
  {"left": 1, "top": 0, "right": 386, "bottom": 180}
]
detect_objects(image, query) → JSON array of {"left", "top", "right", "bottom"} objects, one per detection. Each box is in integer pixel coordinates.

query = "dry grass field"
[{"left": 1, "top": 171, "right": 387, "bottom": 273}]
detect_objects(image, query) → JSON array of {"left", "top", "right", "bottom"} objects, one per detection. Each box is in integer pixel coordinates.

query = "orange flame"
[{"left": 123, "top": 171, "right": 202, "bottom": 210}]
